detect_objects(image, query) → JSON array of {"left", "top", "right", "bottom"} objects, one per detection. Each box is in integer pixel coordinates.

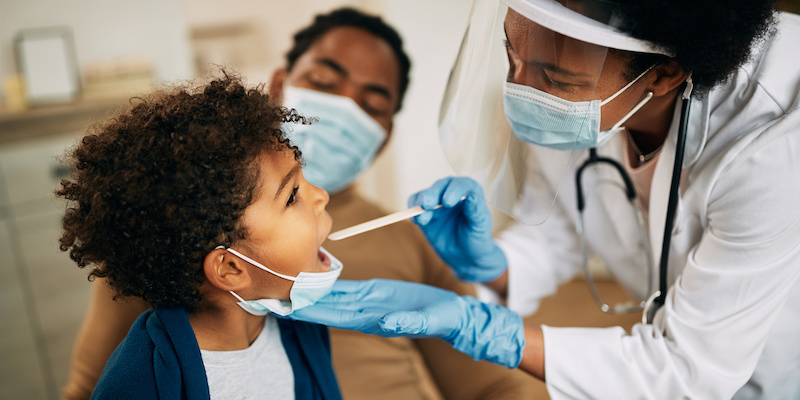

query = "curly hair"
[
  {"left": 285, "top": 7, "right": 412, "bottom": 111},
  {"left": 57, "top": 71, "right": 309, "bottom": 311},
  {"left": 611, "top": 0, "right": 779, "bottom": 93}
]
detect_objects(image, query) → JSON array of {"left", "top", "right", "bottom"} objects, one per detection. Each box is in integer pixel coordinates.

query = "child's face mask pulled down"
[{"left": 220, "top": 246, "right": 343, "bottom": 316}]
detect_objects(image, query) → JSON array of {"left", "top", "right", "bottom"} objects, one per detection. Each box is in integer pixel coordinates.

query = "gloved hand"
[
  {"left": 407, "top": 176, "right": 508, "bottom": 283},
  {"left": 285, "top": 279, "right": 525, "bottom": 368}
]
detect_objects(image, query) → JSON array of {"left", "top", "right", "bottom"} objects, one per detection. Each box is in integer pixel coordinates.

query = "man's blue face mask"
[
  {"left": 502, "top": 66, "right": 654, "bottom": 151},
  {"left": 282, "top": 87, "right": 388, "bottom": 194}
]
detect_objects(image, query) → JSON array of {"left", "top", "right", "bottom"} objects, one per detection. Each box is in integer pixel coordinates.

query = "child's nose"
[{"left": 313, "top": 183, "right": 329, "bottom": 211}]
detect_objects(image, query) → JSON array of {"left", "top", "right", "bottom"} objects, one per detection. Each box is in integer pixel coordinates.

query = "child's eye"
[{"left": 286, "top": 186, "right": 299, "bottom": 207}]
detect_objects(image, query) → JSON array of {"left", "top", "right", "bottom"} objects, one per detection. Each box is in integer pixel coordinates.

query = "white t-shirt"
[{"left": 200, "top": 315, "right": 295, "bottom": 400}]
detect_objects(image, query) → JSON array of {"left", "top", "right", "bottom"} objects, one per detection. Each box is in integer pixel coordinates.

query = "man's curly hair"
[
  {"left": 57, "top": 71, "right": 308, "bottom": 311},
  {"left": 611, "top": 0, "right": 779, "bottom": 94}
]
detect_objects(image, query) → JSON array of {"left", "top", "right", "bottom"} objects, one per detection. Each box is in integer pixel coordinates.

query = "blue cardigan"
[{"left": 90, "top": 307, "right": 342, "bottom": 399}]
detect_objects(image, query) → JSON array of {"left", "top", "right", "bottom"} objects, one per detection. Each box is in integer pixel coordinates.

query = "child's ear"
[
  {"left": 647, "top": 61, "right": 690, "bottom": 97},
  {"left": 204, "top": 248, "right": 250, "bottom": 291}
]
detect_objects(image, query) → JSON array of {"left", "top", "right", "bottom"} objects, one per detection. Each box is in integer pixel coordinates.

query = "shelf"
[{"left": 0, "top": 97, "right": 129, "bottom": 145}]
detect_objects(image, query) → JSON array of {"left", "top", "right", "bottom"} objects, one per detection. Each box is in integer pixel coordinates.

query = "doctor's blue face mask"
[
  {"left": 502, "top": 66, "right": 654, "bottom": 151},
  {"left": 220, "top": 246, "right": 343, "bottom": 316},
  {"left": 282, "top": 87, "right": 388, "bottom": 194}
]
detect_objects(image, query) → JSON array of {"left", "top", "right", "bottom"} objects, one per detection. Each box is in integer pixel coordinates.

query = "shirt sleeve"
[{"left": 542, "top": 116, "right": 800, "bottom": 399}]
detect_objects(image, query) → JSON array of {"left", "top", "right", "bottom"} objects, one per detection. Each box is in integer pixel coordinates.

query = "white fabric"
[
  {"left": 201, "top": 315, "right": 295, "bottom": 400},
  {"left": 496, "top": 12, "right": 800, "bottom": 399},
  {"left": 503, "top": 0, "right": 674, "bottom": 56}
]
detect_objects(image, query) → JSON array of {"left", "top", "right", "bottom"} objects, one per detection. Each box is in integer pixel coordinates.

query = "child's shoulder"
[
  {"left": 92, "top": 308, "right": 209, "bottom": 399},
  {"left": 91, "top": 310, "right": 159, "bottom": 399}
]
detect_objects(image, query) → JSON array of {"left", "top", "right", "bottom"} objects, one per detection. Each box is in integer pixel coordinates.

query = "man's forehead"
[{"left": 305, "top": 27, "right": 401, "bottom": 91}]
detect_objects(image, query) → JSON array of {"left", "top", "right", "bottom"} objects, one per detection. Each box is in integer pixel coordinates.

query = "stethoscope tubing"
[
  {"left": 575, "top": 91, "right": 691, "bottom": 324},
  {"left": 651, "top": 95, "right": 691, "bottom": 316}
]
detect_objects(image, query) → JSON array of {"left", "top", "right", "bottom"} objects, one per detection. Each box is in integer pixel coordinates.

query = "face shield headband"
[{"left": 502, "top": 0, "right": 674, "bottom": 57}]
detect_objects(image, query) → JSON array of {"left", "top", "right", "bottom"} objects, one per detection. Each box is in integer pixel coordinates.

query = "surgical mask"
[
  {"left": 221, "top": 246, "right": 343, "bottom": 316},
  {"left": 282, "top": 87, "right": 388, "bottom": 194},
  {"left": 502, "top": 67, "right": 654, "bottom": 151}
]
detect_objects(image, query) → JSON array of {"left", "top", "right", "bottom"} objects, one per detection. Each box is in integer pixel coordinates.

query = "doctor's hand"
[
  {"left": 408, "top": 176, "right": 508, "bottom": 283},
  {"left": 285, "top": 279, "right": 525, "bottom": 368}
]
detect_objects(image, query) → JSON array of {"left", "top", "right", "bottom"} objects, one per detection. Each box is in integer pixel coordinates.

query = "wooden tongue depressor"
[{"left": 327, "top": 204, "right": 443, "bottom": 241}]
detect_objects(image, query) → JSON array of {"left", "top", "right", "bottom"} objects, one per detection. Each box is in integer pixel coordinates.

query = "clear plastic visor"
[{"left": 439, "top": 0, "right": 619, "bottom": 225}]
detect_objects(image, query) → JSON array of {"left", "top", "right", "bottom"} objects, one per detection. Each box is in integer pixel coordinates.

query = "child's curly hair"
[{"left": 57, "top": 70, "right": 309, "bottom": 311}]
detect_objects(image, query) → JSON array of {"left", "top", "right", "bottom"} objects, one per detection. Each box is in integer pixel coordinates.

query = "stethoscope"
[{"left": 574, "top": 79, "right": 693, "bottom": 324}]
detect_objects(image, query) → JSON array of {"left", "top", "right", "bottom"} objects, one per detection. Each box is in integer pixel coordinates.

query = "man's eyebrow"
[
  {"left": 274, "top": 165, "right": 300, "bottom": 201},
  {"left": 315, "top": 58, "right": 348, "bottom": 76},
  {"left": 315, "top": 58, "right": 394, "bottom": 102}
]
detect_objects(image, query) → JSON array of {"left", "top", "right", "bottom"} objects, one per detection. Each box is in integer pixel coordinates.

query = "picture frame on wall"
[{"left": 14, "top": 27, "right": 81, "bottom": 105}]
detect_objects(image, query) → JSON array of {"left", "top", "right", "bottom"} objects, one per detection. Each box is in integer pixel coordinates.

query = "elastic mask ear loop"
[
  {"left": 600, "top": 64, "right": 656, "bottom": 107},
  {"left": 600, "top": 64, "right": 657, "bottom": 131},
  {"left": 230, "top": 291, "right": 248, "bottom": 303},
  {"left": 610, "top": 91, "right": 654, "bottom": 131},
  {"left": 215, "top": 245, "right": 298, "bottom": 282},
  {"left": 218, "top": 245, "right": 295, "bottom": 308}
]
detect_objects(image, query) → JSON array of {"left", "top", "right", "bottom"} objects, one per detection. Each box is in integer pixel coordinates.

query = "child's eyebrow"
[{"left": 274, "top": 165, "right": 301, "bottom": 201}]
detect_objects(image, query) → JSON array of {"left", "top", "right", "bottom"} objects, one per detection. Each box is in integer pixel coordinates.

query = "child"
[{"left": 57, "top": 71, "right": 342, "bottom": 399}]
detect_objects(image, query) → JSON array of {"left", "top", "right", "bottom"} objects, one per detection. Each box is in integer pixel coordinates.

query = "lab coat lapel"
[
  {"left": 649, "top": 93, "right": 708, "bottom": 288},
  {"left": 649, "top": 96, "right": 687, "bottom": 270},
  {"left": 648, "top": 136, "right": 672, "bottom": 272},
  {"left": 648, "top": 97, "right": 694, "bottom": 273}
]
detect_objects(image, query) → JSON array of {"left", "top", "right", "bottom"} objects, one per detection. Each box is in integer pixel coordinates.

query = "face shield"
[{"left": 439, "top": 0, "right": 672, "bottom": 225}]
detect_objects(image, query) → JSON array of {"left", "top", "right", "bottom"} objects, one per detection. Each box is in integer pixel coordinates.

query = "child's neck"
[{"left": 189, "top": 302, "right": 267, "bottom": 351}]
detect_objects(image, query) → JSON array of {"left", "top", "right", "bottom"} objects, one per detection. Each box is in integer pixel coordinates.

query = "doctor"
[{"left": 285, "top": 0, "right": 800, "bottom": 398}]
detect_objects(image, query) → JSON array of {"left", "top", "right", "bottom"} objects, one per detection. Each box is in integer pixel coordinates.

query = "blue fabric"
[{"left": 91, "top": 307, "right": 341, "bottom": 400}]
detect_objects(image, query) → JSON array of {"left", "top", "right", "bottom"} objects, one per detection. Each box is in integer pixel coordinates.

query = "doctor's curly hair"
[
  {"left": 57, "top": 70, "right": 308, "bottom": 311},
  {"left": 612, "top": 0, "right": 779, "bottom": 93}
]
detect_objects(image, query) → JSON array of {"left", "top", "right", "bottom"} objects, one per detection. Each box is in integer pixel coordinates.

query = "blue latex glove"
[
  {"left": 285, "top": 279, "right": 525, "bottom": 368},
  {"left": 407, "top": 176, "right": 508, "bottom": 283}
]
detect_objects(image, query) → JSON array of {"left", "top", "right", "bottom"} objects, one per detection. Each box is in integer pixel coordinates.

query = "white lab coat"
[{"left": 496, "top": 12, "right": 800, "bottom": 400}]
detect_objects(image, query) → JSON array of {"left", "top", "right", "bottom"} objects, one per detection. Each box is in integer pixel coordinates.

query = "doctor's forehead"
[{"left": 505, "top": 9, "right": 608, "bottom": 66}]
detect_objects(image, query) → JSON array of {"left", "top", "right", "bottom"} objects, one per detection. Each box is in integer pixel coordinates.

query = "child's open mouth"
[{"left": 318, "top": 249, "right": 331, "bottom": 268}]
